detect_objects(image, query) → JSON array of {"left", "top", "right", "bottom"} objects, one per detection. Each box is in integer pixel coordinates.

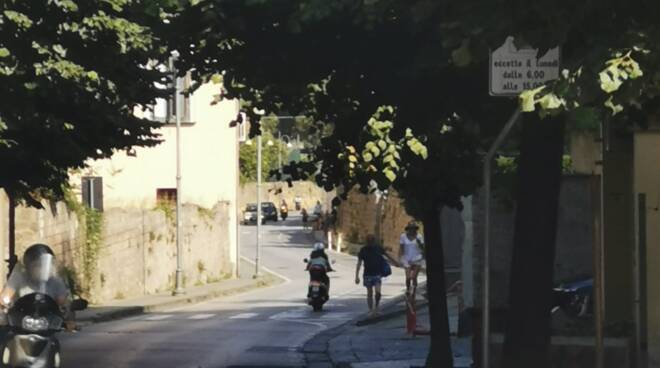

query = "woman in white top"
[{"left": 399, "top": 221, "right": 424, "bottom": 297}]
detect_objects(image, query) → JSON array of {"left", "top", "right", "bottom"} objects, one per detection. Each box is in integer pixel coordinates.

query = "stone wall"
[
  {"left": 333, "top": 175, "right": 595, "bottom": 310},
  {"left": 471, "top": 175, "right": 596, "bottom": 308},
  {"left": 0, "top": 191, "right": 233, "bottom": 304},
  {"left": 334, "top": 190, "right": 415, "bottom": 256},
  {"left": 239, "top": 180, "right": 334, "bottom": 212}
]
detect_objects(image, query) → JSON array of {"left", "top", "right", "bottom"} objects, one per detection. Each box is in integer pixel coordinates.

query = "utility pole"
[
  {"left": 255, "top": 134, "right": 262, "bottom": 278},
  {"left": 172, "top": 54, "right": 185, "bottom": 296}
]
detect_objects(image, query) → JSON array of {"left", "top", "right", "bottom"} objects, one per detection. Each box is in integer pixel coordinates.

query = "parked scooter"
[{"left": 552, "top": 277, "right": 593, "bottom": 318}]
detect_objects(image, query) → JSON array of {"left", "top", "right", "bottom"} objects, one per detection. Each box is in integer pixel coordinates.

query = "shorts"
[
  {"left": 401, "top": 255, "right": 424, "bottom": 268},
  {"left": 363, "top": 275, "right": 382, "bottom": 288}
]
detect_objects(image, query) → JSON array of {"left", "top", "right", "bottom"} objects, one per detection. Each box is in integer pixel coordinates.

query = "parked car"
[
  {"left": 242, "top": 204, "right": 264, "bottom": 225},
  {"left": 262, "top": 202, "right": 278, "bottom": 222}
]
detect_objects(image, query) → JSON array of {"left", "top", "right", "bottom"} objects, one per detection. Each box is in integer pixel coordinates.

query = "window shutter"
[{"left": 82, "top": 176, "right": 104, "bottom": 211}]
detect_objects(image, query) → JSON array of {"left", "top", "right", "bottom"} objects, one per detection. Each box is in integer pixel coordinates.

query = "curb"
[
  {"left": 77, "top": 273, "right": 284, "bottom": 326},
  {"left": 303, "top": 282, "right": 427, "bottom": 367}
]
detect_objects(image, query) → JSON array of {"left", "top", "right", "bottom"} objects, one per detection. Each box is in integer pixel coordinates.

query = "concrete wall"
[
  {"left": 0, "top": 192, "right": 233, "bottom": 304},
  {"left": 633, "top": 130, "right": 660, "bottom": 364},
  {"left": 238, "top": 180, "right": 333, "bottom": 212},
  {"left": 70, "top": 82, "right": 240, "bottom": 277},
  {"left": 471, "top": 175, "right": 596, "bottom": 308}
]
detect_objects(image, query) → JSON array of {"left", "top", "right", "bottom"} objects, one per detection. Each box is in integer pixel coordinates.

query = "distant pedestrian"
[
  {"left": 313, "top": 201, "right": 322, "bottom": 217},
  {"left": 294, "top": 195, "right": 302, "bottom": 211},
  {"left": 355, "top": 235, "right": 397, "bottom": 317},
  {"left": 301, "top": 208, "right": 309, "bottom": 229},
  {"left": 400, "top": 221, "right": 424, "bottom": 299}
]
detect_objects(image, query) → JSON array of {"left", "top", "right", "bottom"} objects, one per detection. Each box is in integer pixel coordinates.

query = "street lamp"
[{"left": 171, "top": 51, "right": 185, "bottom": 296}]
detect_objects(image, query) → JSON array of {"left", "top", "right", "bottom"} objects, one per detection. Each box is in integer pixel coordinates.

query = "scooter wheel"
[{"left": 312, "top": 303, "right": 323, "bottom": 312}]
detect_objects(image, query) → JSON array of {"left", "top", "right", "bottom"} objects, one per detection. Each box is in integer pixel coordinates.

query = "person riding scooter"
[
  {"left": 1, "top": 244, "right": 72, "bottom": 321},
  {"left": 0, "top": 244, "right": 87, "bottom": 368},
  {"left": 306, "top": 242, "right": 333, "bottom": 294},
  {"left": 280, "top": 200, "right": 289, "bottom": 221}
]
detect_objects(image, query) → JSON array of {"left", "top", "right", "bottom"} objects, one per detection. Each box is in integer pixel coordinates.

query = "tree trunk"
[
  {"left": 423, "top": 206, "right": 454, "bottom": 367},
  {"left": 7, "top": 193, "right": 17, "bottom": 279},
  {"left": 502, "top": 114, "right": 565, "bottom": 367}
]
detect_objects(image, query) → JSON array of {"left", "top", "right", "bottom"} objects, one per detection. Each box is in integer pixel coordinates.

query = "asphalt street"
[{"left": 60, "top": 214, "right": 408, "bottom": 367}]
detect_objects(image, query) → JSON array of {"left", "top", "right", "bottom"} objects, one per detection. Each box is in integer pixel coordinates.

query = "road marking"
[
  {"left": 229, "top": 312, "right": 259, "bottom": 319},
  {"left": 320, "top": 312, "right": 353, "bottom": 320},
  {"left": 145, "top": 314, "right": 173, "bottom": 321},
  {"left": 189, "top": 313, "right": 215, "bottom": 320},
  {"left": 270, "top": 309, "right": 353, "bottom": 321}
]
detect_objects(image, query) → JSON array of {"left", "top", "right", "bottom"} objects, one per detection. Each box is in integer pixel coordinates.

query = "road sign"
[{"left": 489, "top": 36, "right": 560, "bottom": 96}]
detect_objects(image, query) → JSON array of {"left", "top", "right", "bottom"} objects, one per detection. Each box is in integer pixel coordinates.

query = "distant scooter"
[{"left": 280, "top": 204, "right": 288, "bottom": 221}]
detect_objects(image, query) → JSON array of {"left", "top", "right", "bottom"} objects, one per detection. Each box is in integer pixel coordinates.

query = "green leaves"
[
  {"left": 0, "top": 0, "right": 168, "bottom": 205},
  {"left": 4, "top": 10, "right": 33, "bottom": 29},
  {"left": 599, "top": 52, "right": 644, "bottom": 93}
]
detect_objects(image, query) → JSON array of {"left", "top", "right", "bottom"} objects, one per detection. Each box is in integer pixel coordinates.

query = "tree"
[
  {"left": 171, "top": 2, "right": 514, "bottom": 365},
  {"left": 0, "top": 0, "right": 177, "bottom": 270},
  {"left": 171, "top": 1, "right": 660, "bottom": 366},
  {"left": 239, "top": 131, "right": 288, "bottom": 184}
]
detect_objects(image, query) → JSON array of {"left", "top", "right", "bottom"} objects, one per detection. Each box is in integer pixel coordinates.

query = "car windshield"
[
  {"left": 262, "top": 203, "right": 275, "bottom": 208},
  {"left": 246, "top": 204, "right": 257, "bottom": 211}
]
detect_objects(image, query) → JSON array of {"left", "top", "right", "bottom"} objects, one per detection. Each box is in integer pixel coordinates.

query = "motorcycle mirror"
[
  {"left": 303, "top": 258, "right": 309, "bottom": 263},
  {"left": 71, "top": 298, "right": 89, "bottom": 311}
]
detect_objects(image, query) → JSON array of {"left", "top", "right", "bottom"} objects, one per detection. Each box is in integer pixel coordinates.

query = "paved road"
[{"left": 61, "top": 214, "right": 407, "bottom": 367}]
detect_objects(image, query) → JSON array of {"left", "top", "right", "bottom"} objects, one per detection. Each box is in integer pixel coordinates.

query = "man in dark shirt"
[{"left": 355, "top": 234, "right": 394, "bottom": 317}]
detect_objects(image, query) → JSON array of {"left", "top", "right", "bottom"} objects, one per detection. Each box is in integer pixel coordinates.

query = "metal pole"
[
  {"left": 255, "top": 134, "right": 262, "bottom": 278},
  {"left": 278, "top": 131, "right": 282, "bottom": 175},
  {"left": 235, "top": 106, "right": 241, "bottom": 278},
  {"left": 594, "top": 121, "right": 606, "bottom": 368},
  {"left": 174, "top": 57, "right": 185, "bottom": 295},
  {"left": 482, "top": 107, "right": 521, "bottom": 368},
  {"left": 634, "top": 193, "right": 643, "bottom": 367}
]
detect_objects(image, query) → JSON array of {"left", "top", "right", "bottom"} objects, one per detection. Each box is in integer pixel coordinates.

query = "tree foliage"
[
  {"left": 0, "top": 0, "right": 175, "bottom": 205},
  {"left": 168, "top": 0, "right": 660, "bottom": 365}
]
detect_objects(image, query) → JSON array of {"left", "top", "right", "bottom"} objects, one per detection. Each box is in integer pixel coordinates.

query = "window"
[
  {"left": 156, "top": 188, "right": 177, "bottom": 204},
  {"left": 81, "top": 177, "right": 103, "bottom": 211},
  {"left": 238, "top": 112, "right": 248, "bottom": 143},
  {"left": 144, "top": 57, "right": 192, "bottom": 124}
]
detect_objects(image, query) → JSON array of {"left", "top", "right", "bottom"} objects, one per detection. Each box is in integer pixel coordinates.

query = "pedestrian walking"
[
  {"left": 301, "top": 208, "right": 309, "bottom": 229},
  {"left": 355, "top": 235, "right": 397, "bottom": 317},
  {"left": 400, "top": 221, "right": 424, "bottom": 299},
  {"left": 313, "top": 200, "right": 322, "bottom": 216}
]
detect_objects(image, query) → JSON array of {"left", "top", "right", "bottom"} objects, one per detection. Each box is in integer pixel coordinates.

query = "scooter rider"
[
  {"left": 0, "top": 244, "right": 75, "bottom": 331},
  {"left": 306, "top": 243, "right": 333, "bottom": 293}
]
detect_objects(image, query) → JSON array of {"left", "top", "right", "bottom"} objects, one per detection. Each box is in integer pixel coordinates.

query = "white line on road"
[
  {"left": 240, "top": 255, "right": 292, "bottom": 284},
  {"left": 229, "top": 313, "right": 259, "bottom": 319},
  {"left": 145, "top": 314, "right": 173, "bottom": 321},
  {"left": 189, "top": 313, "right": 215, "bottom": 320}
]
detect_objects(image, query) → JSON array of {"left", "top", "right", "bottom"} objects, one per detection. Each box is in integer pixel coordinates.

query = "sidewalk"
[
  {"left": 76, "top": 259, "right": 284, "bottom": 326},
  {"left": 304, "top": 294, "right": 472, "bottom": 368}
]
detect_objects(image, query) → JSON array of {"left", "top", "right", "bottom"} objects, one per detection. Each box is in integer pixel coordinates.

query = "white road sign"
[{"left": 489, "top": 37, "right": 560, "bottom": 96}]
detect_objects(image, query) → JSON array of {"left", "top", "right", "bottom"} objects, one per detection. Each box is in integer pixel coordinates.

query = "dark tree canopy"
[{"left": 0, "top": 0, "right": 178, "bottom": 205}]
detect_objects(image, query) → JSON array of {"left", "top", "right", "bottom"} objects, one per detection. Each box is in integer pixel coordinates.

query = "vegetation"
[{"left": 169, "top": 1, "right": 660, "bottom": 366}]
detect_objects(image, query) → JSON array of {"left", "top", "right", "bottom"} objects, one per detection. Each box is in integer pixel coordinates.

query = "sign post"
[{"left": 482, "top": 37, "right": 560, "bottom": 368}]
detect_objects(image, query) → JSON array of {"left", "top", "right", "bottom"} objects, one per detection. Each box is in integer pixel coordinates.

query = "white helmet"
[{"left": 313, "top": 242, "right": 325, "bottom": 251}]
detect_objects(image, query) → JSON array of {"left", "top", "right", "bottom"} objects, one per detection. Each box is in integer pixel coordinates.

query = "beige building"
[{"left": 70, "top": 79, "right": 241, "bottom": 277}]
